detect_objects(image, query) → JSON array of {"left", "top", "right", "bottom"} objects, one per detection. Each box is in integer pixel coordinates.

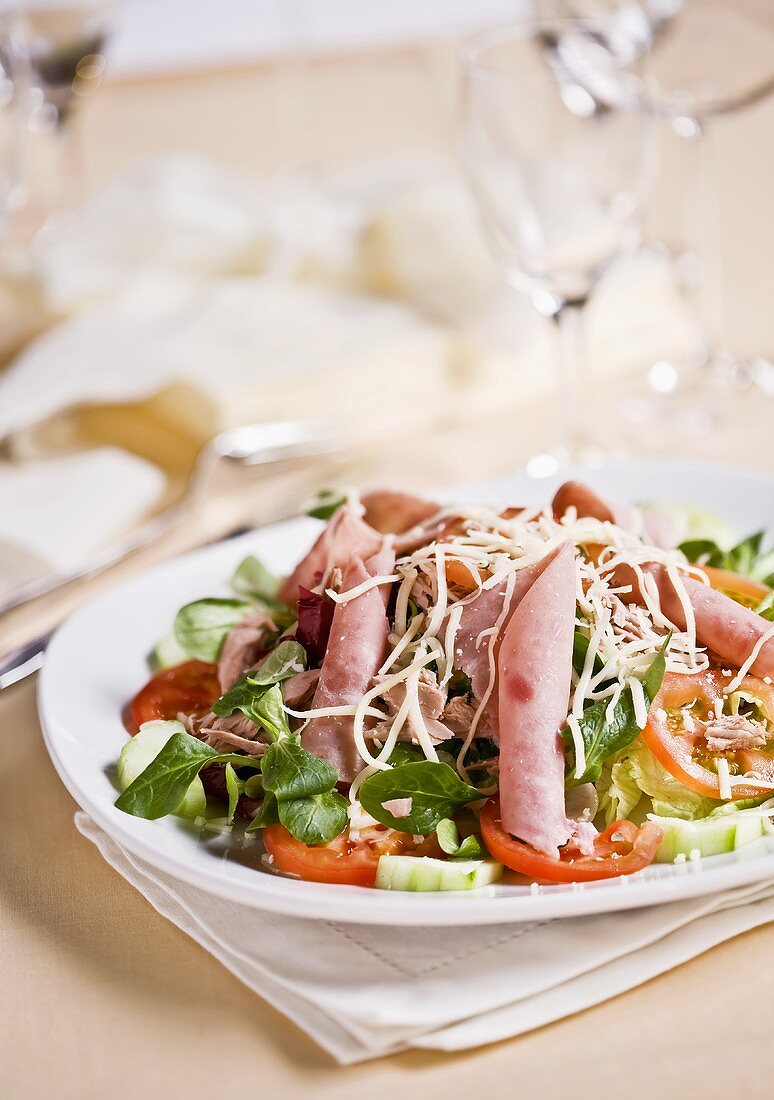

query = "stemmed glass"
[
  {"left": 636, "top": 0, "right": 774, "bottom": 392},
  {"left": 0, "top": 12, "right": 28, "bottom": 233},
  {"left": 459, "top": 19, "right": 653, "bottom": 470},
  {"left": 3, "top": 0, "right": 114, "bottom": 222}
]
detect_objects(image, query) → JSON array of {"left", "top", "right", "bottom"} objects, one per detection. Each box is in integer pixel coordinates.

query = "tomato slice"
[
  {"left": 444, "top": 557, "right": 488, "bottom": 592},
  {"left": 701, "top": 565, "right": 770, "bottom": 609},
  {"left": 480, "top": 800, "right": 662, "bottom": 882},
  {"left": 129, "top": 660, "right": 221, "bottom": 730},
  {"left": 641, "top": 669, "right": 774, "bottom": 799},
  {"left": 262, "top": 826, "right": 440, "bottom": 886}
]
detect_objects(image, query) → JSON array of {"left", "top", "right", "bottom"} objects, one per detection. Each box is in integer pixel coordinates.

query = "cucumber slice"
[
  {"left": 652, "top": 812, "right": 766, "bottom": 863},
  {"left": 375, "top": 855, "right": 503, "bottom": 892},
  {"left": 117, "top": 721, "right": 206, "bottom": 820},
  {"left": 152, "top": 631, "right": 189, "bottom": 670}
]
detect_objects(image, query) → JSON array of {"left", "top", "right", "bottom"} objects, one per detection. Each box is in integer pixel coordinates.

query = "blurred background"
[{"left": 0, "top": 0, "right": 772, "bottom": 651}]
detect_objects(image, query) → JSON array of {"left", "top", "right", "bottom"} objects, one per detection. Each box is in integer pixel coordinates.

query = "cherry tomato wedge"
[
  {"left": 480, "top": 800, "right": 662, "bottom": 882},
  {"left": 701, "top": 566, "right": 770, "bottom": 609},
  {"left": 262, "top": 826, "right": 440, "bottom": 886},
  {"left": 129, "top": 660, "right": 221, "bottom": 731},
  {"left": 641, "top": 669, "right": 774, "bottom": 799},
  {"left": 444, "top": 557, "right": 488, "bottom": 592}
]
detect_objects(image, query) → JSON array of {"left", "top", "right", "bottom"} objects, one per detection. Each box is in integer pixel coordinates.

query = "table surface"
[{"left": 3, "top": 35, "right": 774, "bottom": 1100}]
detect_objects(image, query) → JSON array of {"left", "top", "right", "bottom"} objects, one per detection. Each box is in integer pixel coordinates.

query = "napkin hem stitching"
[{"left": 327, "top": 918, "right": 550, "bottom": 977}]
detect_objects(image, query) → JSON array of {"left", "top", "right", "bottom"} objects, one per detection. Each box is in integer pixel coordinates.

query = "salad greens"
[
  {"left": 564, "top": 638, "right": 669, "bottom": 786},
  {"left": 572, "top": 630, "right": 604, "bottom": 678},
  {"left": 435, "top": 818, "right": 486, "bottom": 859},
  {"left": 598, "top": 741, "right": 719, "bottom": 824},
  {"left": 680, "top": 529, "right": 774, "bottom": 586},
  {"left": 229, "top": 555, "right": 280, "bottom": 601},
  {"left": 224, "top": 762, "right": 242, "bottom": 824},
  {"left": 756, "top": 590, "right": 774, "bottom": 621},
  {"left": 174, "top": 598, "right": 252, "bottom": 662},
  {"left": 250, "top": 738, "right": 348, "bottom": 844},
  {"left": 212, "top": 641, "right": 306, "bottom": 733},
  {"left": 307, "top": 489, "right": 347, "bottom": 521},
  {"left": 118, "top": 631, "right": 347, "bottom": 843},
  {"left": 359, "top": 761, "right": 480, "bottom": 834},
  {"left": 115, "top": 731, "right": 259, "bottom": 819}
]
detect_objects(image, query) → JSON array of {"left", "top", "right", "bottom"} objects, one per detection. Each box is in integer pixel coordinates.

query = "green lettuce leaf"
[
  {"left": 597, "top": 740, "right": 720, "bottom": 825},
  {"left": 173, "top": 598, "right": 251, "bottom": 662}
]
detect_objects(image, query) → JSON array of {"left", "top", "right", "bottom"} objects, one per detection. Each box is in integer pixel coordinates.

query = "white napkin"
[
  {"left": 76, "top": 813, "right": 774, "bottom": 1065},
  {"left": 0, "top": 276, "right": 452, "bottom": 446},
  {"left": 0, "top": 448, "right": 165, "bottom": 597}
]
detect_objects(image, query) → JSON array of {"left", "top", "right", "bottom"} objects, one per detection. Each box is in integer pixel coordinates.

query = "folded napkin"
[
  {"left": 0, "top": 448, "right": 165, "bottom": 598},
  {"left": 76, "top": 813, "right": 774, "bottom": 1065}
]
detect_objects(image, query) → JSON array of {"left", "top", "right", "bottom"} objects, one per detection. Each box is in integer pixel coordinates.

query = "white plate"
[{"left": 39, "top": 459, "right": 774, "bottom": 925}]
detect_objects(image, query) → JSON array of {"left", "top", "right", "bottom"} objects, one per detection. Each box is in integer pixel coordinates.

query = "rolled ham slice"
[
  {"left": 497, "top": 541, "right": 576, "bottom": 856},
  {"left": 552, "top": 480, "right": 639, "bottom": 534},
  {"left": 301, "top": 544, "right": 395, "bottom": 781},
  {"left": 361, "top": 490, "right": 441, "bottom": 535},
  {"left": 448, "top": 554, "right": 558, "bottom": 737},
  {"left": 642, "top": 565, "right": 774, "bottom": 680},
  {"left": 279, "top": 505, "right": 383, "bottom": 606},
  {"left": 552, "top": 481, "right": 615, "bottom": 524}
]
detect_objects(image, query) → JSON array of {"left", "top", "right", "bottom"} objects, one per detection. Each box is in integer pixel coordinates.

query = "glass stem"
[
  {"left": 679, "top": 121, "right": 724, "bottom": 367},
  {"left": 550, "top": 298, "right": 588, "bottom": 462}
]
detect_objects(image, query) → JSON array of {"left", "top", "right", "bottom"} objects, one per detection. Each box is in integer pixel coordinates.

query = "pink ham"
[
  {"left": 552, "top": 480, "right": 638, "bottom": 534},
  {"left": 643, "top": 565, "right": 774, "bottom": 679},
  {"left": 301, "top": 544, "right": 395, "bottom": 781},
  {"left": 279, "top": 505, "right": 383, "bottom": 606},
  {"left": 497, "top": 541, "right": 576, "bottom": 856},
  {"left": 361, "top": 489, "right": 441, "bottom": 535},
  {"left": 448, "top": 555, "right": 557, "bottom": 737},
  {"left": 552, "top": 481, "right": 615, "bottom": 523}
]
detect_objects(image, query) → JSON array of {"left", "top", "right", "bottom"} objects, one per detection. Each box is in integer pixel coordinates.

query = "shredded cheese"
[
  {"left": 716, "top": 756, "right": 733, "bottom": 800},
  {"left": 325, "top": 573, "right": 400, "bottom": 604}
]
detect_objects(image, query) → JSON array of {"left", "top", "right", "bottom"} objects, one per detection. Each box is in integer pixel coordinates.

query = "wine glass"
[
  {"left": 0, "top": 12, "right": 28, "bottom": 232},
  {"left": 639, "top": 0, "right": 774, "bottom": 392},
  {"left": 539, "top": 0, "right": 683, "bottom": 64},
  {"left": 3, "top": 0, "right": 114, "bottom": 221},
  {"left": 566, "top": 0, "right": 774, "bottom": 423},
  {"left": 459, "top": 19, "right": 653, "bottom": 470}
]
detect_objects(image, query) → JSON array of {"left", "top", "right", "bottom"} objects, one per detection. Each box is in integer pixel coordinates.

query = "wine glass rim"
[{"left": 459, "top": 18, "right": 643, "bottom": 80}]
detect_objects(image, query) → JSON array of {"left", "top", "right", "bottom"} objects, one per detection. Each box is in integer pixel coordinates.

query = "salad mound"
[{"left": 115, "top": 482, "right": 774, "bottom": 890}]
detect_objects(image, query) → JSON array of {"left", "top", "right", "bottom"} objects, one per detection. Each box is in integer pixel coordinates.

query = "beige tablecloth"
[{"left": 2, "top": 35, "right": 774, "bottom": 1100}]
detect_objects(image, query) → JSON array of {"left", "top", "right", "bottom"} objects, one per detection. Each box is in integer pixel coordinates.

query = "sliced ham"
[
  {"left": 301, "top": 544, "right": 395, "bottom": 781},
  {"left": 497, "top": 541, "right": 577, "bottom": 856},
  {"left": 552, "top": 480, "right": 638, "bottom": 533},
  {"left": 446, "top": 555, "right": 556, "bottom": 737},
  {"left": 278, "top": 505, "right": 383, "bottom": 606},
  {"left": 614, "top": 563, "right": 774, "bottom": 680},
  {"left": 216, "top": 611, "right": 276, "bottom": 691},
  {"left": 361, "top": 489, "right": 441, "bottom": 535},
  {"left": 552, "top": 481, "right": 615, "bottom": 523}
]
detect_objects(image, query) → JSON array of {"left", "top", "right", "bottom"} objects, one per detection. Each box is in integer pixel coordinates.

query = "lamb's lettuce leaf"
[
  {"left": 173, "top": 598, "right": 251, "bottom": 662},
  {"left": 229, "top": 555, "right": 280, "bottom": 601}
]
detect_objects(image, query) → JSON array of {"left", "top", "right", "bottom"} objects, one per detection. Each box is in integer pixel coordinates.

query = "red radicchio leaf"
[{"left": 296, "top": 586, "right": 335, "bottom": 665}]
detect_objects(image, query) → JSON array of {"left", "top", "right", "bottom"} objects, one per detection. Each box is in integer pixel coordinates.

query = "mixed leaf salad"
[{"left": 115, "top": 482, "right": 774, "bottom": 891}]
